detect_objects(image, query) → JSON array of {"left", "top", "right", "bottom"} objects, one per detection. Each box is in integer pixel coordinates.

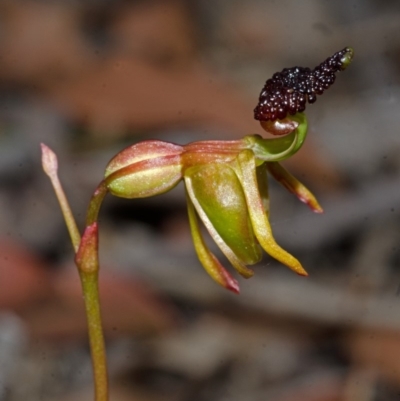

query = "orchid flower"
[
  {"left": 99, "top": 46, "right": 354, "bottom": 293},
  {"left": 103, "top": 112, "right": 313, "bottom": 293},
  {"left": 41, "top": 47, "right": 353, "bottom": 401}
]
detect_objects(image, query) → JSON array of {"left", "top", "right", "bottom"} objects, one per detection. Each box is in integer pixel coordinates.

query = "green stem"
[
  {"left": 86, "top": 181, "right": 108, "bottom": 226},
  {"left": 80, "top": 271, "right": 108, "bottom": 401},
  {"left": 76, "top": 222, "right": 108, "bottom": 401},
  {"left": 41, "top": 144, "right": 109, "bottom": 401}
]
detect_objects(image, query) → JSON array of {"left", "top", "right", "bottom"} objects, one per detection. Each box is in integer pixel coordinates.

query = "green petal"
[
  {"left": 266, "top": 162, "right": 323, "bottom": 213},
  {"left": 186, "top": 194, "right": 240, "bottom": 293},
  {"left": 184, "top": 164, "right": 259, "bottom": 277},
  {"left": 255, "top": 163, "right": 270, "bottom": 217},
  {"left": 236, "top": 150, "right": 308, "bottom": 276}
]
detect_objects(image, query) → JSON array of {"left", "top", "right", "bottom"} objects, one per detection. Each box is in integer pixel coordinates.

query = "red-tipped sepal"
[
  {"left": 186, "top": 193, "right": 240, "bottom": 294},
  {"left": 266, "top": 162, "right": 323, "bottom": 213}
]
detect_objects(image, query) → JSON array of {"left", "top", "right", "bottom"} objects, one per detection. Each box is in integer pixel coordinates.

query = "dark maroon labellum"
[{"left": 254, "top": 47, "right": 354, "bottom": 122}]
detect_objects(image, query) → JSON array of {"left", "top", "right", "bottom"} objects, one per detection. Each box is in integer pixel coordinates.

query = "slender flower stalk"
[
  {"left": 41, "top": 145, "right": 108, "bottom": 401},
  {"left": 41, "top": 47, "right": 353, "bottom": 401},
  {"left": 41, "top": 144, "right": 81, "bottom": 252}
]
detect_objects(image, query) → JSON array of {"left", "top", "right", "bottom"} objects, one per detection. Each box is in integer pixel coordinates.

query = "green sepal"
[
  {"left": 236, "top": 149, "right": 308, "bottom": 276},
  {"left": 186, "top": 193, "right": 240, "bottom": 293},
  {"left": 184, "top": 163, "right": 261, "bottom": 267}
]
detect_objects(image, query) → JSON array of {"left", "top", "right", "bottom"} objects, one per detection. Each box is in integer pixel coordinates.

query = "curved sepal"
[
  {"left": 266, "top": 162, "right": 323, "bottom": 213},
  {"left": 186, "top": 194, "right": 240, "bottom": 293},
  {"left": 236, "top": 150, "right": 308, "bottom": 276}
]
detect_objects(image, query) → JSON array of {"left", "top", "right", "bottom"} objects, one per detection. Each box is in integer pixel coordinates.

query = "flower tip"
[
  {"left": 295, "top": 190, "right": 323, "bottom": 214},
  {"left": 40, "top": 143, "right": 58, "bottom": 177},
  {"left": 226, "top": 278, "right": 240, "bottom": 294},
  {"left": 217, "top": 263, "right": 240, "bottom": 293},
  {"left": 305, "top": 200, "right": 324, "bottom": 214},
  {"left": 289, "top": 261, "right": 308, "bottom": 277},
  {"left": 340, "top": 47, "right": 354, "bottom": 70}
]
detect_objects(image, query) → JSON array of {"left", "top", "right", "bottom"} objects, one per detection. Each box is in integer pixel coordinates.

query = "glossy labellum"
[{"left": 254, "top": 47, "right": 354, "bottom": 122}]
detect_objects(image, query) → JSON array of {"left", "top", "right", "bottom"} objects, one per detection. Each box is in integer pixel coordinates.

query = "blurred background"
[{"left": 1, "top": 0, "right": 400, "bottom": 400}]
